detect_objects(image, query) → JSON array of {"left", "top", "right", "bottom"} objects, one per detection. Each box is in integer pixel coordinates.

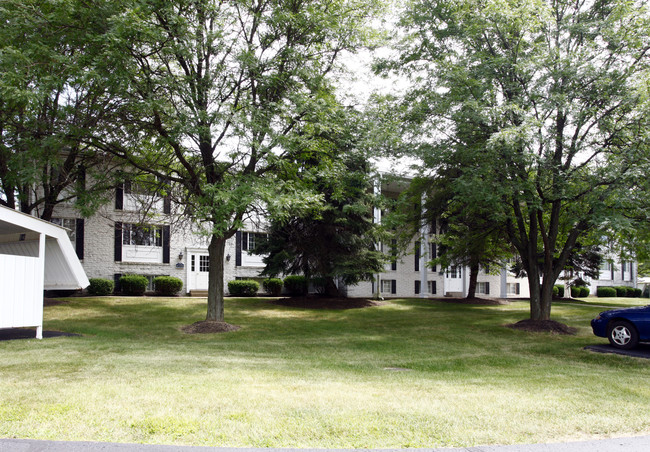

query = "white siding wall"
[{"left": 0, "top": 254, "right": 43, "bottom": 329}]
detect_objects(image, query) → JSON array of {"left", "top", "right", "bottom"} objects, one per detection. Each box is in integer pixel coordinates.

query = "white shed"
[{"left": 0, "top": 206, "right": 89, "bottom": 339}]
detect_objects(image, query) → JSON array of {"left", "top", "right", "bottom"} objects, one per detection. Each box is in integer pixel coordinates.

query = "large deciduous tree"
[
  {"left": 384, "top": 0, "right": 650, "bottom": 320},
  {"left": 0, "top": 0, "right": 122, "bottom": 220},
  {"left": 93, "top": 0, "right": 382, "bottom": 322}
]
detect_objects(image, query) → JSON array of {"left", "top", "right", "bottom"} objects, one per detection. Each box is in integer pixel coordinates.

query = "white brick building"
[{"left": 42, "top": 174, "right": 539, "bottom": 299}]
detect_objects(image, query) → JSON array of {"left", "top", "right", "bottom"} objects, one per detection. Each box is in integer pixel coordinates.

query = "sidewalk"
[{"left": 2, "top": 436, "right": 650, "bottom": 452}]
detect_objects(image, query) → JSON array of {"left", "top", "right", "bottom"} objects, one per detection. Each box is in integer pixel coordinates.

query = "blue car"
[{"left": 591, "top": 305, "right": 650, "bottom": 349}]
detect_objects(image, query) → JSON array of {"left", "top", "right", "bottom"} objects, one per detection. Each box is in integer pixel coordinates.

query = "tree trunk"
[
  {"left": 324, "top": 277, "right": 340, "bottom": 297},
  {"left": 206, "top": 234, "right": 226, "bottom": 321},
  {"left": 466, "top": 262, "right": 479, "bottom": 299}
]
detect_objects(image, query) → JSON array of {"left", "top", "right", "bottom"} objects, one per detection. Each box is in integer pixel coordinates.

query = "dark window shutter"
[
  {"left": 115, "top": 184, "right": 123, "bottom": 210},
  {"left": 162, "top": 225, "right": 171, "bottom": 264},
  {"left": 114, "top": 222, "right": 122, "bottom": 261},
  {"left": 415, "top": 241, "right": 420, "bottom": 272},
  {"left": 163, "top": 197, "right": 171, "bottom": 215},
  {"left": 431, "top": 280, "right": 436, "bottom": 294},
  {"left": 485, "top": 282, "right": 490, "bottom": 295},
  {"left": 415, "top": 280, "right": 420, "bottom": 294},
  {"left": 235, "top": 231, "right": 242, "bottom": 266},
  {"left": 391, "top": 239, "right": 397, "bottom": 271},
  {"left": 242, "top": 232, "right": 249, "bottom": 251},
  {"left": 75, "top": 219, "right": 84, "bottom": 260},
  {"left": 516, "top": 283, "right": 520, "bottom": 295},
  {"left": 371, "top": 280, "right": 375, "bottom": 294},
  {"left": 391, "top": 280, "right": 396, "bottom": 294},
  {"left": 431, "top": 243, "right": 437, "bottom": 259}
]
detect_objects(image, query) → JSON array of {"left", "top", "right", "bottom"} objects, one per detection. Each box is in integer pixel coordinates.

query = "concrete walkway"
[{"left": 2, "top": 436, "right": 650, "bottom": 452}]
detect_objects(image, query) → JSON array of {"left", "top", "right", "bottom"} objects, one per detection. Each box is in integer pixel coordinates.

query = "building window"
[
  {"left": 122, "top": 224, "right": 162, "bottom": 247},
  {"left": 507, "top": 283, "right": 521, "bottom": 295},
  {"left": 415, "top": 280, "right": 421, "bottom": 294},
  {"left": 191, "top": 255, "right": 195, "bottom": 272},
  {"left": 448, "top": 266, "right": 461, "bottom": 278},
  {"left": 381, "top": 279, "right": 396, "bottom": 294},
  {"left": 50, "top": 218, "right": 76, "bottom": 247},
  {"left": 199, "top": 255, "right": 210, "bottom": 272},
  {"left": 476, "top": 282, "right": 490, "bottom": 295},
  {"left": 428, "top": 280, "right": 436, "bottom": 294}
]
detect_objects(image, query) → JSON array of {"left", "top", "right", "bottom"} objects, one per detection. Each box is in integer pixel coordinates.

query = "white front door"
[
  {"left": 445, "top": 265, "right": 463, "bottom": 293},
  {"left": 188, "top": 253, "right": 210, "bottom": 291}
]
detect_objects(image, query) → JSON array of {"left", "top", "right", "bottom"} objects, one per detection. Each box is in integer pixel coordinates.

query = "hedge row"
[
  {"left": 597, "top": 286, "right": 642, "bottom": 298},
  {"left": 86, "top": 275, "right": 183, "bottom": 296},
  {"left": 227, "top": 275, "right": 310, "bottom": 297},
  {"left": 570, "top": 286, "right": 590, "bottom": 298},
  {"left": 228, "top": 280, "right": 260, "bottom": 296}
]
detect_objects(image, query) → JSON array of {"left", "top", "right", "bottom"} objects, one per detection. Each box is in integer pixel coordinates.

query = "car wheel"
[{"left": 607, "top": 320, "right": 639, "bottom": 350}]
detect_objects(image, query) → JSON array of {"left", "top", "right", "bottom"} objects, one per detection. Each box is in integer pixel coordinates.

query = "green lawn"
[{"left": 1, "top": 296, "right": 649, "bottom": 448}]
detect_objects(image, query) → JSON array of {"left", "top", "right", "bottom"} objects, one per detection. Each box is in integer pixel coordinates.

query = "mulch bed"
[
  {"left": 433, "top": 297, "right": 510, "bottom": 306},
  {"left": 181, "top": 321, "right": 241, "bottom": 334},
  {"left": 269, "top": 296, "right": 384, "bottom": 310},
  {"left": 506, "top": 319, "right": 577, "bottom": 335}
]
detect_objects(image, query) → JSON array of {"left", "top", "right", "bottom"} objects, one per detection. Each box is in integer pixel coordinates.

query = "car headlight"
[{"left": 594, "top": 315, "right": 602, "bottom": 320}]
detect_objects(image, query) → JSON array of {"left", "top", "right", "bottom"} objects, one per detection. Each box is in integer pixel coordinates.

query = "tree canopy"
[
  {"left": 86, "top": 0, "right": 383, "bottom": 321},
  {"left": 0, "top": 0, "right": 124, "bottom": 219},
  {"left": 255, "top": 108, "right": 386, "bottom": 297},
  {"left": 382, "top": 0, "right": 650, "bottom": 320}
]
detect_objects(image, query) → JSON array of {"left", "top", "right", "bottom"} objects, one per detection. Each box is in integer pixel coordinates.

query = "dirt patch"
[
  {"left": 434, "top": 297, "right": 510, "bottom": 306},
  {"left": 506, "top": 319, "right": 577, "bottom": 335},
  {"left": 181, "top": 321, "right": 241, "bottom": 334},
  {"left": 269, "top": 296, "right": 384, "bottom": 310}
]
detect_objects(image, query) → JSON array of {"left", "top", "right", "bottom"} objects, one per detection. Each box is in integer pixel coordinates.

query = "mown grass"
[{"left": 1, "top": 296, "right": 649, "bottom": 448}]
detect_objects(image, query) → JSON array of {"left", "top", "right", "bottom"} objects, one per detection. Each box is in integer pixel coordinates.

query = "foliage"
[
  {"left": 262, "top": 278, "right": 283, "bottom": 297},
  {"left": 154, "top": 276, "right": 183, "bottom": 296},
  {"left": 256, "top": 119, "right": 386, "bottom": 297},
  {"left": 227, "top": 280, "right": 260, "bottom": 297},
  {"left": 615, "top": 286, "right": 629, "bottom": 297},
  {"left": 119, "top": 275, "right": 148, "bottom": 296},
  {"left": 85, "top": 0, "right": 383, "bottom": 321},
  {"left": 382, "top": 0, "right": 650, "bottom": 320},
  {"left": 283, "top": 275, "right": 308, "bottom": 296},
  {"left": 395, "top": 176, "right": 513, "bottom": 299},
  {"left": 597, "top": 287, "right": 617, "bottom": 298},
  {"left": 0, "top": 0, "right": 124, "bottom": 219},
  {"left": 87, "top": 278, "right": 115, "bottom": 296}
]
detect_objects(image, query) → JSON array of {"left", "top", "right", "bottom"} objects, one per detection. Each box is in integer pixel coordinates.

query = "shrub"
[
  {"left": 87, "top": 278, "right": 115, "bottom": 296},
  {"left": 552, "top": 285, "right": 559, "bottom": 297},
  {"left": 597, "top": 286, "right": 617, "bottom": 297},
  {"left": 556, "top": 284, "right": 565, "bottom": 298},
  {"left": 614, "top": 286, "right": 628, "bottom": 297},
  {"left": 284, "top": 275, "right": 308, "bottom": 296},
  {"left": 579, "top": 286, "right": 590, "bottom": 297},
  {"left": 570, "top": 286, "right": 582, "bottom": 298},
  {"left": 154, "top": 276, "right": 183, "bottom": 296},
  {"left": 633, "top": 288, "right": 643, "bottom": 298},
  {"left": 228, "top": 280, "right": 259, "bottom": 297},
  {"left": 625, "top": 286, "right": 636, "bottom": 297},
  {"left": 120, "top": 275, "right": 148, "bottom": 296},
  {"left": 262, "top": 278, "right": 283, "bottom": 296}
]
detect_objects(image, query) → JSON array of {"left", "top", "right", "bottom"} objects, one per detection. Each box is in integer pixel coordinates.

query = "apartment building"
[{"left": 46, "top": 175, "right": 635, "bottom": 299}]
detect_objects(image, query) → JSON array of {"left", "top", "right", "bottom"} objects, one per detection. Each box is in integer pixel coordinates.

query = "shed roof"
[{"left": 0, "top": 206, "right": 89, "bottom": 290}]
